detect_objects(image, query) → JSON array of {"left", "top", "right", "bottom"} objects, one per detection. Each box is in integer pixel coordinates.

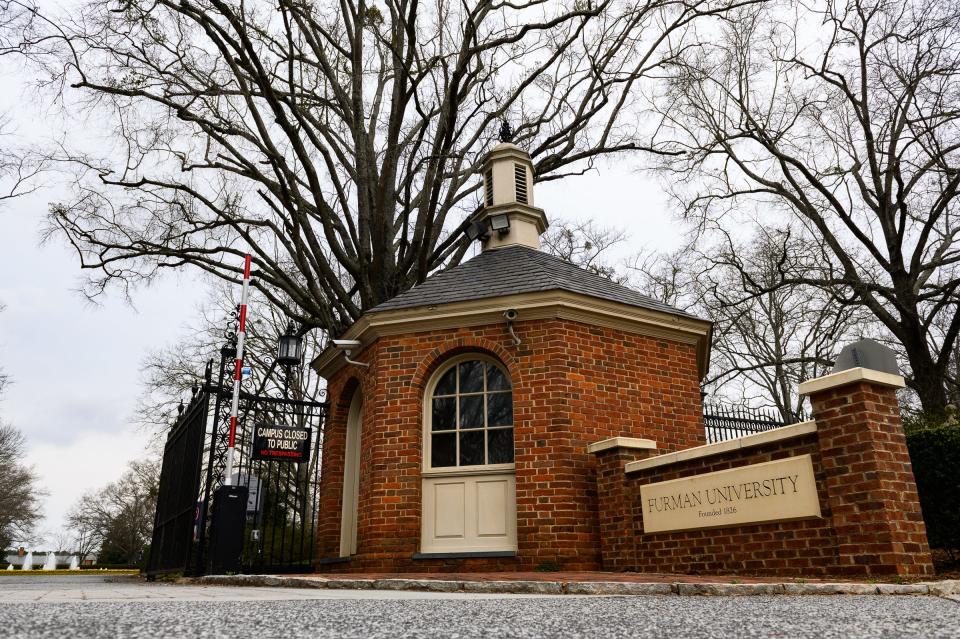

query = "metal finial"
[{"left": 498, "top": 119, "right": 513, "bottom": 143}]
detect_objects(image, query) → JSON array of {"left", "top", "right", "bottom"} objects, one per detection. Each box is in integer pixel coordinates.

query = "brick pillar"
[
  {"left": 589, "top": 437, "right": 657, "bottom": 571},
  {"left": 799, "top": 367, "right": 934, "bottom": 577}
]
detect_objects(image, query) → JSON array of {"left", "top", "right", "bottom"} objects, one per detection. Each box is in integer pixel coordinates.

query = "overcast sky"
[{"left": 0, "top": 37, "right": 684, "bottom": 546}]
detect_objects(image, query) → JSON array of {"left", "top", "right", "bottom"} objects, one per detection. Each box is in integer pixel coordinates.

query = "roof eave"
[{"left": 312, "top": 290, "right": 712, "bottom": 381}]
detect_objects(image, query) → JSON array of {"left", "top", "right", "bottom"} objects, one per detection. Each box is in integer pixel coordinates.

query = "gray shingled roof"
[{"left": 369, "top": 245, "right": 701, "bottom": 319}]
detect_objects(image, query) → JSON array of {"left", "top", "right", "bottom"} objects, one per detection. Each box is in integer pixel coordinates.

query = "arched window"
[{"left": 425, "top": 356, "right": 514, "bottom": 470}]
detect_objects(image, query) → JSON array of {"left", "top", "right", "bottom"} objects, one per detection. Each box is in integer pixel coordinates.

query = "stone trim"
[
  {"left": 186, "top": 574, "right": 960, "bottom": 597},
  {"left": 471, "top": 202, "right": 548, "bottom": 234},
  {"left": 483, "top": 142, "right": 533, "bottom": 167},
  {"left": 798, "top": 367, "right": 905, "bottom": 395},
  {"left": 312, "top": 289, "right": 712, "bottom": 379},
  {"left": 587, "top": 437, "right": 657, "bottom": 454},
  {"left": 421, "top": 465, "right": 516, "bottom": 478},
  {"left": 624, "top": 421, "right": 818, "bottom": 473}
]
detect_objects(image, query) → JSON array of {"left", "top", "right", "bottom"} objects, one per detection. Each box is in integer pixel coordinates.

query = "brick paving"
[{"left": 304, "top": 571, "right": 834, "bottom": 584}]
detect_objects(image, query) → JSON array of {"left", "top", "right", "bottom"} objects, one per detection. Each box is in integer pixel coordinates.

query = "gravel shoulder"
[
  {"left": 1, "top": 596, "right": 958, "bottom": 639},
  {"left": 1, "top": 575, "right": 958, "bottom": 639}
]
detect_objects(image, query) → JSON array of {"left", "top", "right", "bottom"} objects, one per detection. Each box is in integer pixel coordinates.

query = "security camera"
[
  {"left": 331, "top": 339, "right": 370, "bottom": 368},
  {"left": 503, "top": 309, "right": 519, "bottom": 321}
]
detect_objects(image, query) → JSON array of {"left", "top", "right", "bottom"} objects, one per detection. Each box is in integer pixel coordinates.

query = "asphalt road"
[{"left": 0, "top": 575, "right": 957, "bottom": 639}]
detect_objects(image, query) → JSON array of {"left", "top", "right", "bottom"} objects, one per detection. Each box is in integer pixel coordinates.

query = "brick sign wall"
[{"left": 592, "top": 370, "right": 934, "bottom": 578}]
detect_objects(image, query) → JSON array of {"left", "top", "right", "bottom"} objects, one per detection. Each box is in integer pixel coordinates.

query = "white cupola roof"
[{"left": 468, "top": 141, "right": 549, "bottom": 251}]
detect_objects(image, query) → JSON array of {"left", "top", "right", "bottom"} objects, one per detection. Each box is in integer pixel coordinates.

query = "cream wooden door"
[
  {"left": 421, "top": 472, "right": 516, "bottom": 553},
  {"left": 421, "top": 356, "right": 517, "bottom": 554},
  {"left": 339, "top": 390, "right": 362, "bottom": 557}
]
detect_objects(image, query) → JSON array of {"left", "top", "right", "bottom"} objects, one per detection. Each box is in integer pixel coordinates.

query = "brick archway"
[{"left": 411, "top": 336, "right": 521, "bottom": 393}]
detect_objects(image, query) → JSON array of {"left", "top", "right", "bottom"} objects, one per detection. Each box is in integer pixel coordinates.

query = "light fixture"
[
  {"left": 277, "top": 321, "right": 303, "bottom": 367},
  {"left": 220, "top": 337, "right": 237, "bottom": 360},
  {"left": 488, "top": 213, "right": 510, "bottom": 234},
  {"left": 465, "top": 220, "right": 489, "bottom": 242}
]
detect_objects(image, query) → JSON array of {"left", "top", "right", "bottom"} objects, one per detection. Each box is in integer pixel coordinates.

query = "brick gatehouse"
[{"left": 312, "top": 140, "right": 711, "bottom": 572}]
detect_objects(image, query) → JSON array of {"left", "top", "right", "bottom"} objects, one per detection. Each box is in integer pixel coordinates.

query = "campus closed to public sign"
[{"left": 252, "top": 423, "right": 311, "bottom": 463}]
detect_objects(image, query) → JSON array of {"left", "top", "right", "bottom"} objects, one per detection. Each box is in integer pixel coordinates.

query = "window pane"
[
  {"left": 431, "top": 433, "right": 456, "bottom": 467},
  {"left": 459, "top": 395, "right": 484, "bottom": 429},
  {"left": 435, "top": 367, "right": 456, "bottom": 396},
  {"left": 459, "top": 430, "right": 485, "bottom": 466},
  {"left": 459, "top": 360, "right": 484, "bottom": 393},
  {"left": 488, "top": 428, "right": 514, "bottom": 464},
  {"left": 487, "top": 392, "right": 513, "bottom": 426},
  {"left": 431, "top": 397, "right": 456, "bottom": 431},
  {"left": 486, "top": 364, "right": 511, "bottom": 391}
]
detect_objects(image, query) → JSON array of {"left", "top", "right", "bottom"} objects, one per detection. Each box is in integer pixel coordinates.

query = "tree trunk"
[
  {"left": 910, "top": 362, "right": 949, "bottom": 415},
  {"left": 901, "top": 335, "right": 949, "bottom": 414}
]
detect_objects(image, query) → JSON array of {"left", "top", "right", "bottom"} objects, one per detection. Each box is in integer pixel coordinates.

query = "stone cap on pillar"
[
  {"left": 798, "top": 366, "right": 905, "bottom": 396},
  {"left": 832, "top": 339, "right": 899, "bottom": 376},
  {"left": 587, "top": 437, "right": 657, "bottom": 454}
]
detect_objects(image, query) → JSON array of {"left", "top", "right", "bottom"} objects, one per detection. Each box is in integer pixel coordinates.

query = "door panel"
[
  {"left": 476, "top": 479, "right": 508, "bottom": 537},
  {"left": 433, "top": 481, "right": 466, "bottom": 539},
  {"left": 421, "top": 473, "right": 516, "bottom": 553}
]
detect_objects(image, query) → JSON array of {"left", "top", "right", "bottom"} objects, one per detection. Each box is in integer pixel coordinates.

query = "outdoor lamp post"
[
  {"left": 277, "top": 321, "right": 303, "bottom": 367},
  {"left": 220, "top": 337, "right": 237, "bottom": 361}
]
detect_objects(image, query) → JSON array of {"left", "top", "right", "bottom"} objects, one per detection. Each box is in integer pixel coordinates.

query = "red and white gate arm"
[{"left": 224, "top": 254, "right": 252, "bottom": 486}]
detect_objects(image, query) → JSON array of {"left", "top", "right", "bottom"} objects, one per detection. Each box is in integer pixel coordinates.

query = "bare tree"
[
  {"left": 0, "top": 424, "right": 45, "bottom": 549},
  {"left": 2, "top": 0, "right": 756, "bottom": 337},
  {"left": 0, "top": 306, "right": 43, "bottom": 550},
  {"left": 629, "top": 243, "right": 703, "bottom": 310},
  {"left": 0, "top": 304, "right": 7, "bottom": 396},
  {"left": 65, "top": 458, "right": 159, "bottom": 565},
  {"left": 656, "top": 0, "right": 960, "bottom": 413},
  {"left": 540, "top": 217, "right": 630, "bottom": 283},
  {"left": 0, "top": 115, "right": 45, "bottom": 206},
  {"left": 634, "top": 228, "right": 860, "bottom": 421},
  {"left": 47, "top": 529, "right": 73, "bottom": 553},
  {"left": 701, "top": 230, "right": 859, "bottom": 420},
  {"left": 64, "top": 503, "right": 99, "bottom": 565}
]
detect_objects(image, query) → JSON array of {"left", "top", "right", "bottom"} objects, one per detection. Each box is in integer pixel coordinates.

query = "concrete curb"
[
  {"left": 564, "top": 582, "right": 674, "bottom": 596},
  {"left": 676, "top": 583, "right": 786, "bottom": 596},
  {"left": 184, "top": 575, "right": 960, "bottom": 597}
]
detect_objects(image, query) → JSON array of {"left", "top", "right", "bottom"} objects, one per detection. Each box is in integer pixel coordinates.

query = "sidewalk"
[{"left": 184, "top": 571, "right": 960, "bottom": 597}]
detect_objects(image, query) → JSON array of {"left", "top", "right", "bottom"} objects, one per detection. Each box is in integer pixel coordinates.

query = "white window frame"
[{"left": 422, "top": 353, "right": 516, "bottom": 477}]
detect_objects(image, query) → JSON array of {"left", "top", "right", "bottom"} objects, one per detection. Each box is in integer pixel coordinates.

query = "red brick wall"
[
  {"left": 809, "top": 381, "right": 932, "bottom": 576},
  {"left": 315, "top": 316, "right": 705, "bottom": 572},
  {"left": 594, "top": 379, "right": 934, "bottom": 577}
]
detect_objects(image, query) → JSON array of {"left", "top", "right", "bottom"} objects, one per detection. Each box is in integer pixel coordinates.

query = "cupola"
[{"left": 466, "top": 139, "right": 549, "bottom": 251}]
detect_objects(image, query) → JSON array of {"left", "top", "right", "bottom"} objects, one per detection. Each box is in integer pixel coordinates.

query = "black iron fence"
[
  {"left": 147, "top": 374, "right": 210, "bottom": 576},
  {"left": 148, "top": 348, "right": 327, "bottom": 578},
  {"left": 213, "top": 392, "right": 326, "bottom": 574},
  {"left": 703, "top": 404, "right": 806, "bottom": 444}
]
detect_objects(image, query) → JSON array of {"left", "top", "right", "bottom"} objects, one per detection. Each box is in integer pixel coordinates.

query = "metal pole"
[{"left": 224, "top": 254, "right": 252, "bottom": 485}]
